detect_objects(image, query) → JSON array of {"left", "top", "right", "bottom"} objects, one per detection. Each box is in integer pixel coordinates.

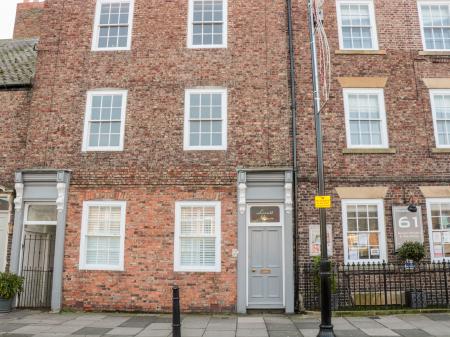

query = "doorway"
[
  {"left": 17, "top": 204, "right": 57, "bottom": 309},
  {"left": 247, "top": 204, "right": 284, "bottom": 309}
]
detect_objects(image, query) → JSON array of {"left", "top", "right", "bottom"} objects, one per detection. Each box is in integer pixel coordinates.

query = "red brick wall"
[
  {"left": 63, "top": 185, "right": 237, "bottom": 312},
  {"left": 24, "top": 0, "right": 292, "bottom": 311},
  {"left": 13, "top": 1, "right": 45, "bottom": 39},
  {"left": 0, "top": 90, "right": 31, "bottom": 189}
]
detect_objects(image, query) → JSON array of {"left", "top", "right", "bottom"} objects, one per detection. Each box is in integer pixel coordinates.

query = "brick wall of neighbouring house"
[
  {"left": 0, "top": 90, "right": 31, "bottom": 189},
  {"left": 26, "top": 0, "right": 292, "bottom": 311},
  {"left": 13, "top": 1, "right": 45, "bottom": 39},
  {"left": 63, "top": 185, "right": 237, "bottom": 312},
  {"left": 292, "top": 0, "right": 450, "bottom": 267}
]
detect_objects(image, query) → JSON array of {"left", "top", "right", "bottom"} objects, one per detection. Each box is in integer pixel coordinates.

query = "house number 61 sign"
[{"left": 392, "top": 206, "right": 424, "bottom": 251}]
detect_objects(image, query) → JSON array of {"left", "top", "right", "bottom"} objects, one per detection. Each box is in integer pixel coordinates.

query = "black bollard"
[{"left": 172, "top": 286, "right": 181, "bottom": 337}]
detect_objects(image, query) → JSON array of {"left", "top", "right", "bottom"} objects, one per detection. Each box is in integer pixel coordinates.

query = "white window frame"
[
  {"left": 24, "top": 203, "right": 58, "bottom": 226},
  {"left": 343, "top": 88, "right": 389, "bottom": 149},
  {"left": 430, "top": 89, "right": 450, "bottom": 148},
  {"left": 426, "top": 198, "right": 450, "bottom": 261},
  {"left": 187, "top": 0, "right": 228, "bottom": 49},
  {"left": 79, "top": 200, "right": 126, "bottom": 271},
  {"left": 174, "top": 201, "right": 221, "bottom": 272},
  {"left": 342, "top": 199, "right": 387, "bottom": 264},
  {"left": 0, "top": 195, "right": 11, "bottom": 273},
  {"left": 184, "top": 88, "right": 228, "bottom": 151},
  {"left": 92, "top": 0, "right": 135, "bottom": 51},
  {"left": 336, "top": 0, "right": 379, "bottom": 50},
  {"left": 418, "top": 1, "right": 450, "bottom": 51},
  {"left": 82, "top": 89, "right": 128, "bottom": 152}
]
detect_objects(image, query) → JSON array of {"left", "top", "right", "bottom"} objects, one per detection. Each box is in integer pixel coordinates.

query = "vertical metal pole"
[
  {"left": 307, "top": 1, "right": 335, "bottom": 336},
  {"left": 173, "top": 286, "right": 181, "bottom": 337}
]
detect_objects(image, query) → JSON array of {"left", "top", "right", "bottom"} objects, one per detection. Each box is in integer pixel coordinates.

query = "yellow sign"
[{"left": 315, "top": 196, "right": 332, "bottom": 209}]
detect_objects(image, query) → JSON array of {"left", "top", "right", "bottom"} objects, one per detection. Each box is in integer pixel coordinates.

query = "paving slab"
[
  {"left": 181, "top": 317, "right": 210, "bottom": 329},
  {"left": 106, "top": 327, "right": 144, "bottom": 335},
  {"left": 360, "top": 327, "right": 400, "bottom": 336},
  {"left": 238, "top": 323, "right": 267, "bottom": 330},
  {"left": 334, "top": 330, "right": 369, "bottom": 337},
  {"left": 119, "top": 317, "right": 156, "bottom": 328},
  {"left": 72, "top": 327, "right": 113, "bottom": 335},
  {"left": 236, "top": 329, "right": 268, "bottom": 337},
  {"left": 136, "top": 329, "right": 171, "bottom": 337},
  {"left": 293, "top": 323, "right": 318, "bottom": 330},
  {"left": 375, "top": 316, "right": 415, "bottom": 330},
  {"left": 202, "top": 330, "right": 236, "bottom": 337},
  {"left": 238, "top": 317, "right": 264, "bottom": 324},
  {"left": 392, "top": 329, "right": 434, "bottom": 337},
  {"left": 147, "top": 324, "right": 172, "bottom": 330},
  {"left": 347, "top": 317, "right": 385, "bottom": 330},
  {"left": 10, "top": 325, "right": 52, "bottom": 334},
  {"left": 0, "top": 323, "right": 29, "bottom": 332},
  {"left": 268, "top": 330, "right": 302, "bottom": 337},
  {"left": 331, "top": 317, "right": 357, "bottom": 330},
  {"left": 425, "top": 314, "right": 450, "bottom": 322},
  {"left": 297, "top": 329, "right": 318, "bottom": 337}
]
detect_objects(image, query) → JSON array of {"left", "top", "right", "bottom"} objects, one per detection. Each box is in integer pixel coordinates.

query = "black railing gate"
[{"left": 17, "top": 231, "right": 55, "bottom": 309}]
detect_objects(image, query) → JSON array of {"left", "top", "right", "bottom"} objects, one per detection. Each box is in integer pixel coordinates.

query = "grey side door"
[{"left": 248, "top": 226, "right": 283, "bottom": 308}]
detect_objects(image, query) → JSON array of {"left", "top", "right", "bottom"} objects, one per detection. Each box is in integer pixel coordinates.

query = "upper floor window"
[
  {"left": 184, "top": 88, "right": 227, "bottom": 150},
  {"left": 174, "top": 201, "right": 221, "bottom": 272},
  {"left": 336, "top": 0, "right": 378, "bottom": 50},
  {"left": 79, "top": 201, "right": 126, "bottom": 271},
  {"left": 342, "top": 199, "right": 387, "bottom": 264},
  {"left": 92, "top": 0, "right": 134, "bottom": 51},
  {"left": 343, "top": 88, "right": 389, "bottom": 149},
  {"left": 418, "top": 2, "right": 450, "bottom": 50},
  {"left": 187, "top": 0, "right": 227, "bottom": 48},
  {"left": 426, "top": 198, "right": 450, "bottom": 261},
  {"left": 82, "top": 90, "right": 127, "bottom": 152},
  {"left": 430, "top": 90, "right": 450, "bottom": 148}
]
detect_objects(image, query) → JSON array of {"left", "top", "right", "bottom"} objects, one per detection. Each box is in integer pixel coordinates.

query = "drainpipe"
[{"left": 286, "top": 0, "right": 300, "bottom": 312}]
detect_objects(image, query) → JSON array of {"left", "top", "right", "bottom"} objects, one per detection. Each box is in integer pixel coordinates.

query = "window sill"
[
  {"left": 431, "top": 148, "right": 450, "bottom": 153},
  {"left": 335, "top": 50, "right": 387, "bottom": 55},
  {"left": 343, "top": 148, "right": 397, "bottom": 154},
  {"left": 419, "top": 51, "right": 450, "bottom": 56}
]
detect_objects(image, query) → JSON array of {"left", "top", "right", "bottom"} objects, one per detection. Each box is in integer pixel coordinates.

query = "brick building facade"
[{"left": 1, "top": 0, "right": 450, "bottom": 313}]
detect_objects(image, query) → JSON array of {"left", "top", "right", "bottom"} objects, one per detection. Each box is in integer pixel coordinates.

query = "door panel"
[
  {"left": 248, "top": 226, "right": 283, "bottom": 307},
  {"left": 0, "top": 212, "right": 8, "bottom": 272}
]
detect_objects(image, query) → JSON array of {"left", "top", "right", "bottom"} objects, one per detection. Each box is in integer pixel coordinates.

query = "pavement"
[{"left": 0, "top": 311, "right": 450, "bottom": 337}]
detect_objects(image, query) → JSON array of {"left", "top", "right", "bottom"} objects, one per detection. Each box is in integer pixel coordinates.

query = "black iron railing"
[
  {"left": 302, "top": 261, "right": 450, "bottom": 310},
  {"left": 17, "top": 233, "right": 55, "bottom": 309}
]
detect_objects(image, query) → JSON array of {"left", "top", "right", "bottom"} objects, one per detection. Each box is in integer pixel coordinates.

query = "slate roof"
[{"left": 0, "top": 38, "right": 38, "bottom": 88}]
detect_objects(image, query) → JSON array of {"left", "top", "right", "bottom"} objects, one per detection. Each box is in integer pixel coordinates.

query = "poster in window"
[
  {"left": 434, "top": 232, "right": 442, "bottom": 243},
  {"left": 358, "top": 233, "right": 368, "bottom": 246},
  {"left": 443, "top": 232, "right": 450, "bottom": 244},
  {"left": 309, "top": 225, "right": 333, "bottom": 257},
  {"left": 434, "top": 245, "right": 443, "bottom": 257},
  {"left": 349, "top": 248, "right": 358, "bottom": 261}
]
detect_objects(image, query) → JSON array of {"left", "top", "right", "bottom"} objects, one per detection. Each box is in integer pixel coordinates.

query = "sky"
[{"left": 0, "top": 0, "right": 22, "bottom": 39}]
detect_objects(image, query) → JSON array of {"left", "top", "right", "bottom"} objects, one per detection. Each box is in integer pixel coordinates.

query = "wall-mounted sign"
[
  {"left": 392, "top": 206, "right": 424, "bottom": 251},
  {"left": 315, "top": 196, "right": 332, "bottom": 209},
  {"left": 250, "top": 206, "right": 280, "bottom": 223},
  {"left": 309, "top": 224, "right": 333, "bottom": 256}
]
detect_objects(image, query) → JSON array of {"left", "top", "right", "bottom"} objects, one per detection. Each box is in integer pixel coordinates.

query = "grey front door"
[{"left": 248, "top": 226, "right": 283, "bottom": 308}]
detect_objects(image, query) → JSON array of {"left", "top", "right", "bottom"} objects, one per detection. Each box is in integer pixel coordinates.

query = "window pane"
[
  {"left": 188, "top": 91, "right": 224, "bottom": 148},
  {"left": 346, "top": 203, "right": 381, "bottom": 261},
  {"left": 0, "top": 197, "right": 8, "bottom": 211},
  {"left": 27, "top": 205, "right": 57, "bottom": 222},
  {"left": 421, "top": 5, "right": 450, "bottom": 50},
  {"left": 340, "top": 3, "right": 374, "bottom": 49},
  {"left": 191, "top": 0, "right": 224, "bottom": 46},
  {"left": 179, "top": 205, "right": 217, "bottom": 268},
  {"left": 346, "top": 92, "right": 384, "bottom": 146}
]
